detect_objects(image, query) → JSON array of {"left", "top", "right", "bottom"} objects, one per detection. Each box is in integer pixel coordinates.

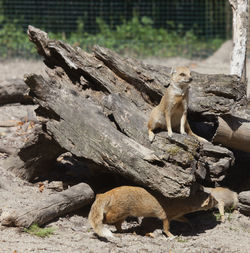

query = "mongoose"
[
  {"left": 203, "top": 187, "right": 238, "bottom": 222},
  {"left": 88, "top": 186, "right": 217, "bottom": 238},
  {"left": 147, "top": 66, "right": 207, "bottom": 143}
]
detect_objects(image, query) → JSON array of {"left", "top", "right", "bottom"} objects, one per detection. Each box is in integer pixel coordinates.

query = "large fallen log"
[
  {"left": 1, "top": 182, "right": 94, "bottom": 227},
  {"left": 22, "top": 26, "right": 248, "bottom": 199},
  {"left": 213, "top": 116, "right": 250, "bottom": 153}
]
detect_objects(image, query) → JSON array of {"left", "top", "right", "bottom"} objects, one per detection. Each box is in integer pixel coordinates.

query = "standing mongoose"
[{"left": 147, "top": 66, "right": 207, "bottom": 143}]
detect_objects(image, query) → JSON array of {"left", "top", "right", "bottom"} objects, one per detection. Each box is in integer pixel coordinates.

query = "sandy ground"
[
  {"left": 0, "top": 162, "right": 249, "bottom": 253},
  {"left": 1, "top": 210, "right": 250, "bottom": 253},
  {"left": 0, "top": 41, "right": 250, "bottom": 252}
]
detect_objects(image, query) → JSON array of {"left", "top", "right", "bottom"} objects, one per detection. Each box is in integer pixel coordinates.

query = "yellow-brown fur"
[
  {"left": 147, "top": 66, "right": 207, "bottom": 143},
  {"left": 203, "top": 187, "right": 238, "bottom": 222},
  {"left": 88, "top": 186, "right": 217, "bottom": 238}
]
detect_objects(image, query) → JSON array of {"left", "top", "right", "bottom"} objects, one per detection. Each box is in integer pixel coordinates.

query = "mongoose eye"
[{"left": 180, "top": 73, "right": 186, "bottom": 77}]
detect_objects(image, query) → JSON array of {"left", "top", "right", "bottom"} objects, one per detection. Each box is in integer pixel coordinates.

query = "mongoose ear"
[
  {"left": 201, "top": 197, "right": 210, "bottom": 207},
  {"left": 170, "top": 67, "right": 176, "bottom": 75}
]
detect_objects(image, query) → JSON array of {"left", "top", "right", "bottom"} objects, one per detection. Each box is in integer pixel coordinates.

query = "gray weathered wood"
[
  {"left": 0, "top": 79, "right": 32, "bottom": 105},
  {"left": 238, "top": 191, "right": 250, "bottom": 216},
  {"left": 0, "top": 104, "right": 65, "bottom": 181},
  {"left": 1, "top": 183, "right": 94, "bottom": 227}
]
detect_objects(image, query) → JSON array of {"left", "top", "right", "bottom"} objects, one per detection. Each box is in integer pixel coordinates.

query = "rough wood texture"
[
  {"left": 238, "top": 191, "right": 250, "bottom": 216},
  {"left": 0, "top": 79, "right": 32, "bottom": 105},
  {"left": 24, "top": 26, "right": 240, "bottom": 198},
  {"left": 0, "top": 104, "right": 65, "bottom": 181},
  {"left": 229, "top": 0, "right": 248, "bottom": 80},
  {"left": 1, "top": 183, "right": 94, "bottom": 227}
]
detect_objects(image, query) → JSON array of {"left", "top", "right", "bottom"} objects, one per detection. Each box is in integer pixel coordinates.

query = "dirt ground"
[{"left": 0, "top": 41, "right": 250, "bottom": 253}]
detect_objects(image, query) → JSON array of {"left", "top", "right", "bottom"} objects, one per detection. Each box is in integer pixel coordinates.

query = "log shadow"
[
  {"left": 117, "top": 211, "right": 219, "bottom": 237},
  {"left": 170, "top": 211, "right": 219, "bottom": 237}
]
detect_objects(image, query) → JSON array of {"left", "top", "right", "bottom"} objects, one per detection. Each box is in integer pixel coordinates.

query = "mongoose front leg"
[
  {"left": 180, "top": 102, "right": 187, "bottom": 135},
  {"left": 165, "top": 110, "right": 173, "bottom": 137},
  {"left": 174, "top": 216, "right": 193, "bottom": 230},
  {"left": 174, "top": 216, "right": 191, "bottom": 226},
  {"left": 217, "top": 201, "right": 225, "bottom": 222},
  {"left": 180, "top": 113, "right": 187, "bottom": 135},
  {"left": 148, "top": 129, "right": 155, "bottom": 142}
]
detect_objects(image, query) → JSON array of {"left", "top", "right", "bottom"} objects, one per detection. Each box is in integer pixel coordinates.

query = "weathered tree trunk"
[
  {"left": 229, "top": 0, "right": 248, "bottom": 81},
  {"left": 21, "top": 26, "right": 246, "bottom": 199},
  {"left": 1, "top": 183, "right": 94, "bottom": 227}
]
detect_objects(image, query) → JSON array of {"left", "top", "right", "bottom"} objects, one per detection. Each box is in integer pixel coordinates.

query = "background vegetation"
[{"left": 0, "top": 0, "right": 230, "bottom": 59}]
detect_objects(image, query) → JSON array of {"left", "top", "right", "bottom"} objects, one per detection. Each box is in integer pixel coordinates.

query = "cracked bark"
[{"left": 23, "top": 26, "right": 249, "bottom": 199}]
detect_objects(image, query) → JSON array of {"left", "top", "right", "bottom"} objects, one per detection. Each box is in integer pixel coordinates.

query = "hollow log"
[
  {"left": 213, "top": 116, "right": 250, "bottom": 152},
  {"left": 0, "top": 183, "right": 94, "bottom": 227},
  {"left": 22, "top": 26, "right": 247, "bottom": 199}
]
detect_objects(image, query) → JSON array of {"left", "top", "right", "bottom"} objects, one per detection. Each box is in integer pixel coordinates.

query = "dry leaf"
[
  {"left": 38, "top": 182, "right": 45, "bottom": 193},
  {"left": 28, "top": 121, "right": 35, "bottom": 129},
  {"left": 145, "top": 232, "right": 155, "bottom": 238},
  {"left": 17, "top": 121, "right": 24, "bottom": 126}
]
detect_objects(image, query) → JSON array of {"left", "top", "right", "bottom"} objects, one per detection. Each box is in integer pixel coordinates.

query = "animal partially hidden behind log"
[
  {"left": 203, "top": 187, "right": 239, "bottom": 222},
  {"left": 88, "top": 186, "right": 217, "bottom": 239},
  {"left": 147, "top": 66, "right": 207, "bottom": 143}
]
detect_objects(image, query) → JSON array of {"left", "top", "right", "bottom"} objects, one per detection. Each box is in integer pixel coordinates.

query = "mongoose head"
[
  {"left": 189, "top": 190, "right": 218, "bottom": 212},
  {"left": 171, "top": 66, "right": 192, "bottom": 89},
  {"left": 200, "top": 194, "right": 218, "bottom": 210}
]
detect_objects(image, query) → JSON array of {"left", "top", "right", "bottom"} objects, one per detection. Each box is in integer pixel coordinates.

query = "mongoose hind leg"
[{"left": 162, "top": 218, "right": 175, "bottom": 238}]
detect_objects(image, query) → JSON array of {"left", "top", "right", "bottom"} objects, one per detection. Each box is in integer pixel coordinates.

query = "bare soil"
[{"left": 0, "top": 41, "right": 250, "bottom": 252}]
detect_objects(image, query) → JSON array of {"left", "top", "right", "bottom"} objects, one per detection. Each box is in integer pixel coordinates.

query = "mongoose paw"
[
  {"left": 168, "top": 132, "right": 173, "bottom": 138},
  {"left": 148, "top": 132, "right": 155, "bottom": 142},
  {"left": 196, "top": 135, "right": 209, "bottom": 143},
  {"left": 221, "top": 216, "right": 225, "bottom": 223},
  {"left": 168, "top": 235, "right": 177, "bottom": 240},
  {"left": 99, "top": 228, "right": 114, "bottom": 238}
]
